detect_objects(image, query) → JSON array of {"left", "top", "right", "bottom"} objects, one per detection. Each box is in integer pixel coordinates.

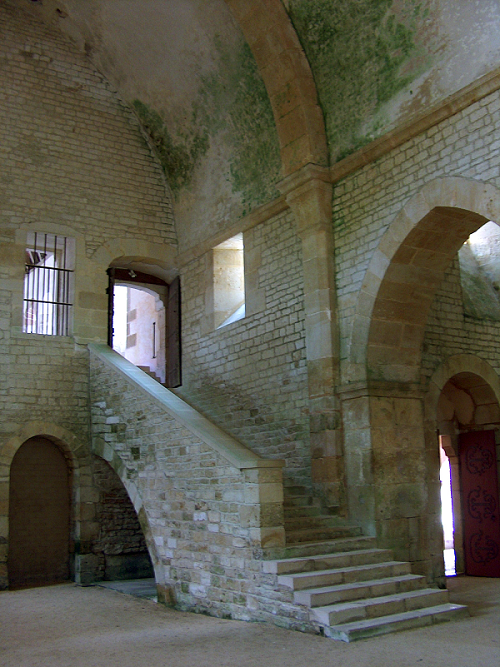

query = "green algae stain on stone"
[
  {"left": 288, "top": 0, "right": 432, "bottom": 161},
  {"left": 196, "top": 37, "right": 281, "bottom": 214},
  {"left": 133, "top": 37, "right": 280, "bottom": 215},
  {"left": 132, "top": 100, "right": 209, "bottom": 198}
]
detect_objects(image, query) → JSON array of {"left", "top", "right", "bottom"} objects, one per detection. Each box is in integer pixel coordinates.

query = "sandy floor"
[{"left": 0, "top": 576, "right": 498, "bottom": 667}]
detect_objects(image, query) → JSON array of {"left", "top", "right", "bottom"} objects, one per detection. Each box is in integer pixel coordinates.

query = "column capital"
[{"left": 278, "top": 163, "right": 332, "bottom": 234}]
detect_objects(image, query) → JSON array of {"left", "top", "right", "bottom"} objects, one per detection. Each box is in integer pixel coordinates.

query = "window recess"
[{"left": 23, "top": 232, "right": 75, "bottom": 336}]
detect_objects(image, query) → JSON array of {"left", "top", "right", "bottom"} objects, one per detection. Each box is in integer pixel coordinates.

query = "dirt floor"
[{"left": 0, "top": 576, "right": 498, "bottom": 667}]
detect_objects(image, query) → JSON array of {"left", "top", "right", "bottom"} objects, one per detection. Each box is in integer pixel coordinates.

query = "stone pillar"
[
  {"left": 279, "top": 165, "right": 344, "bottom": 511},
  {"left": 241, "top": 463, "right": 285, "bottom": 549},
  {"left": 339, "top": 389, "right": 374, "bottom": 536},
  {"left": 372, "top": 384, "right": 443, "bottom": 582},
  {"left": 341, "top": 381, "right": 443, "bottom": 583}
]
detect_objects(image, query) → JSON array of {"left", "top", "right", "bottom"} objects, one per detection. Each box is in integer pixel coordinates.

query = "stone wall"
[
  {"left": 424, "top": 258, "right": 500, "bottom": 380},
  {"left": 178, "top": 208, "right": 311, "bottom": 489},
  {"left": 0, "top": 1, "right": 175, "bottom": 254}
]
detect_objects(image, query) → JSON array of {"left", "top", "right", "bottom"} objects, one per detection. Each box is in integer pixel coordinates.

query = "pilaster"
[{"left": 279, "top": 165, "right": 344, "bottom": 511}]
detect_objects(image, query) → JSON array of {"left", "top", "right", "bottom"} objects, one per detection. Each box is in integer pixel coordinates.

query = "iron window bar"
[{"left": 23, "top": 232, "right": 74, "bottom": 336}]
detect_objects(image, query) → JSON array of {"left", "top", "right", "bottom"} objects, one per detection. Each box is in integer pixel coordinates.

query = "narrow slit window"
[
  {"left": 23, "top": 232, "right": 75, "bottom": 336},
  {"left": 213, "top": 233, "right": 245, "bottom": 329}
]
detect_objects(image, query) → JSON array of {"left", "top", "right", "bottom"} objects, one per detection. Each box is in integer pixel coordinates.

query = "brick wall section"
[
  {"left": 333, "top": 89, "right": 500, "bottom": 375},
  {"left": 178, "top": 209, "right": 311, "bottom": 489},
  {"left": 0, "top": 2, "right": 175, "bottom": 254},
  {"left": 0, "top": 334, "right": 90, "bottom": 442},
  {"left": 423, "top": 257, "right": 500, "bottom": 381}
]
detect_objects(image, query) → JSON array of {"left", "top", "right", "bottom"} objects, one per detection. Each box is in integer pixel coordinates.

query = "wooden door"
[
  {"left": 166, "top": 275, "right": 181, "bottom": 388},
  {"left": 8, "top": 437, "right": 70, "bottom": 588},
  {"left": 459, "top": 430, "right": 500, "bottom": 577}
]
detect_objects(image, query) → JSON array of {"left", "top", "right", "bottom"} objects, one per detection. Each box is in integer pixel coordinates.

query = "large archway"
[{"left": 342, "top": 178, "right": 500, "bottom": 582}]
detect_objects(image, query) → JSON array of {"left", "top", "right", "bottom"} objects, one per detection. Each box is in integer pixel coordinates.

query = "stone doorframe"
[
  {"left": 0, "top": 421, "right": 97, "bottom": 588},
  {"left": 425, "top": 354, "right": 500, "bottom": 576}
]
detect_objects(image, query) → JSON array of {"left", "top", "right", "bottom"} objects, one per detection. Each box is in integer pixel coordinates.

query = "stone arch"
[
  {"left": 347, "top": 177, "right": 500, "bottom": 384},
  {"left": 425, "top": 354, "right": 500, "bottom": 423},
  {"left": 224, "top": 0, "right": 328, "bottom": 174},
  {"left": 91, "top": 239, "right": 178, "bottom": 284},
  {"left": 0, "top": 422, "right": 94, "bottom": 588},
  {"left": 92, "top": 438, "right": 160, "bottom": 585}
]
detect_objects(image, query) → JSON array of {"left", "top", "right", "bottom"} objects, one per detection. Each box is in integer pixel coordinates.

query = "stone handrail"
[{"left": 88, "top": 343, "right": 283, "bottom": 471}]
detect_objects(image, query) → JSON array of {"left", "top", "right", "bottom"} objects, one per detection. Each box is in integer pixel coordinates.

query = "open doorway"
[
  {"left": 437, "top": 372, "right": 500, "bottom": 577},
  {"left": 439, "top": 438, "right": 457, "bottom": 575},
  {"left": 107, "top": 268, "right": 181, "bottom": 387}
]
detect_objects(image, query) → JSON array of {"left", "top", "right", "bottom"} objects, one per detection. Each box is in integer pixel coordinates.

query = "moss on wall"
[
  {"left": 196, "top": 38, "right": 281, "bottom": 215},
  {"left": 287, "top": 0, "right": 432, "bottom": 161},
  {"left": 133, "top": 38, "right": 280, "bottom": 213},
  {"left": 132, "top": 100, "right": 209, "bottom": 197}
]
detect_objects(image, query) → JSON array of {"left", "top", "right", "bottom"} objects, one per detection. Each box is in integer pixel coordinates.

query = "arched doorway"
[
  {"left": 107, "top": 266, "right": 181, "bottom": 388},
  {"left": 8, "top": 436, "right": 71, "bottom": 589},
  {"left": 437, "top": 372, "right": 500, "bottom": 577}
]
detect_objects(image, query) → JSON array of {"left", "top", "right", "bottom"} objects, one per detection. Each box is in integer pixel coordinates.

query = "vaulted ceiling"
[{"left": 21, "top": 0, "right": 500, "bottom": 246}]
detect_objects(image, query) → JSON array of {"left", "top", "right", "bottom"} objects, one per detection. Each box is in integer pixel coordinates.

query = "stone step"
[
  {"left": 262, "top": 536, "right": 378, "bottom": 561},
  {"left": 294, "top": 573, "right": 426, "bottom": 607},
  {"left": 323, "top": 603, "right": 469, "bottom": 642},
  {"left": 283, "top": 485, "right": 309, "bottom": 496},
  {"left": 279, "top": 561, "right": 411, "bottom": 591},
  {"left": 284, "top": 494, "right": 322, "bottom": 508},
  {"left": 284, "top": 515, "right": 345, "bottom": 531},
  {"left": 283, "top": 505, "right": 323, "bottom": 518},
  {"left": 286, "top": 525, "right": 362, "bottom": 544},
  {"left": 262, "top": 548, "right": 393, "bottom": 575},
  {"left": 310, "top": 587, "right": 450, "bottom": 626}
]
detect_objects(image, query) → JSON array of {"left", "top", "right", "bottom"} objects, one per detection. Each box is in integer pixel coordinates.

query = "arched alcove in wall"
[
  {"left": 367, "top": 206, "right": 487, "bottom": 382},
  {"left": 92, "top": 456, "right": 154, "bottom": 582},
  {"left": 8, "top": 436, "right": 72, "bottom": 589},
  {"left": 342, "top": 179, "right": 500, "bottom": 581}
]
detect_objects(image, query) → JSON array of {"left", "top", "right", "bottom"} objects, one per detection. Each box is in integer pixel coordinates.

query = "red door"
[{"left": 459, "top": 431, "right": 500, "bottom": 577}]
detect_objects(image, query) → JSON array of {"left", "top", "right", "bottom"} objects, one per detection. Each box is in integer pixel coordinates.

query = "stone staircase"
[
  {"left": 263, "top": 486, "right": 468, "bottom": 642},
  {"left": 137, "top": 365, "right": 164, "bottom": 383}
]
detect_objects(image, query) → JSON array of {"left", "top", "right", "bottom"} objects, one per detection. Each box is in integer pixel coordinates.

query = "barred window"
[{"left": 23, "top": 232, "right": 75, "bottom": 336}]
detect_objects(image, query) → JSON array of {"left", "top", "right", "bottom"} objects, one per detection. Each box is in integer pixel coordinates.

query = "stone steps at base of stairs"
[
  {"left": 284, "top": 494, "right": 322, "bottom": 508},
  {"left": 284, "top": 515, "right": 348, "bottom": 531},
  {"left": 261, "top": 536, "right": 378, "bottom": 561},
  {"left": 294, "top": 573, "right": 426, "bottom": 607},
  {"left": 286, "top": 525, "right": 362, "bottom": 544},
  {"left": 283, "top": 505, "right": 323, "bottom": 518},
  {"left": 262, "top": 548, "right": 393, "bottom": 575},
  {"left": 323, "top": 603, "right": 469, "bottom": 642},
  {"left": 310, "top": 587, "right": 450, "bottom": 626},
  {"left": 278, "top": 561, "right": 411, "bottom": 591}
]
